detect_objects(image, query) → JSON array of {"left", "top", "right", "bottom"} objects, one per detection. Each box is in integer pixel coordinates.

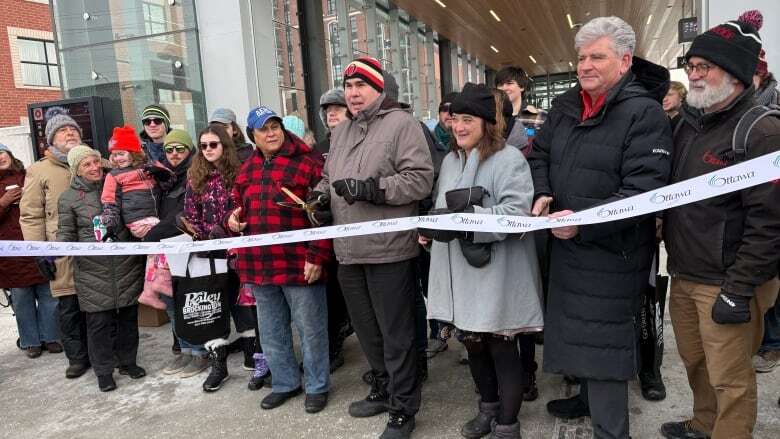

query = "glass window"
[
  {"left": 272, "top": 0, "right": 307, "bottom": 121},
  {"left": 326, "top": 0, "right": 336, "bottom": 16},
  {"left": 18, "top": 38, "right": 58, "bottom": 87},
  {"left": 143, "top": 1, "right": 168, "bottom": 35}
]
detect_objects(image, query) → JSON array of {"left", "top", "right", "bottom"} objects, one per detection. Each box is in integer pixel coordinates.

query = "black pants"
[
  {"left": 57, "top": 295, "right": 88, "bottom": 365},
  {"left": 85, "top": 305, "right": 139, "bottom": 377},
  {"left": 325, "top": 260, "right": 352, "bottom": 357},
  {"left": 414, "top": 250, "right": 437, "bottom": 346},
  {"left": 338, "top": 259, "right": 421, "bottom": 416},
  {"left": 579, "top": 379, "right": 629, "bottom": 439},
  {"left": 464, "top": 336, "right": 525, "bottom": 425},
  {"left": 518, "top": 334, "right": 537, "bottom": 374}
]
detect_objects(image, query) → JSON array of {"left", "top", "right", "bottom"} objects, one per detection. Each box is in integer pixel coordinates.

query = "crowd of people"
[{"left": 1, "top": 10, "right": 779, "bottom": 439}]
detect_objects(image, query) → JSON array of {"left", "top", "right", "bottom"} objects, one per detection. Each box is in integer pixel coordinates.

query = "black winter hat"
[
  {"left": 449, "top": 83, "right": 496, "bottom": 124},
  {"left": 685, "top": 18, "right": 762, "bottom": 87},
  {"left": 438, "top": 92, "right": 459, "bottom": 112}
]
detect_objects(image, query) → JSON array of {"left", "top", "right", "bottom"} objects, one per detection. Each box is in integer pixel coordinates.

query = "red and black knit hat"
[
  {"left": 736, "top": 10, "right": 769, "bottom": 80},
  {"left": 685, "top": 11, "right": 762, "bottom": 87},
  {"left": 108, "top": 125, "right": 143, "bottom": 153},
  {"left": 343, "top": 56, "right": 384, "bottom": 93}
]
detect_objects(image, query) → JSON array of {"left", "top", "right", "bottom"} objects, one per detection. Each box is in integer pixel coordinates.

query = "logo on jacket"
[
  {"left": 702, "top": 150, "right": 729, "bottom": 166},
  {"left": 708, "top": 171, "right": 755, "bottom": 187},
  {"left": 650, "top": 189, "right": 692, "bottom": 204},
  {"left": 597, "top": 205, "right": 634, "bottom": 218}
]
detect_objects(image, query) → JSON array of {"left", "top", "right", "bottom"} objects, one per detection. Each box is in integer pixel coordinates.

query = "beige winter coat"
[
  {"left": 19, "top": 156, "right": 75, "bottom": 297},
  {"left": 315, "top": 94, "right": 433, "bottom": 264}
]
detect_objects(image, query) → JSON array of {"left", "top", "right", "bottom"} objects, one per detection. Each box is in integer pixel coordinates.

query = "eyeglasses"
[
  {"left": 683, "top": 62, "right": 714, "bottom": 77},
  {"left": 143, "top": 117, "right": 165, "bottom": 126},
  {"left": 164, "top": 144, "right": 188, "bottom": 154},
  {"left": 199, "top": 141, "right": 221, "bottom": 150}
]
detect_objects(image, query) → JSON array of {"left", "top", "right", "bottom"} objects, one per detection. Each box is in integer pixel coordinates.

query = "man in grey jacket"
[{"left": 313, "top": 56, "right": 433, "bottom": 439}]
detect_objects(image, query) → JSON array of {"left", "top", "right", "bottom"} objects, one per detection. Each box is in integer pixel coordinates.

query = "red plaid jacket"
[{"left": 229, "top": 133, "right": 331, "bottom": 286}]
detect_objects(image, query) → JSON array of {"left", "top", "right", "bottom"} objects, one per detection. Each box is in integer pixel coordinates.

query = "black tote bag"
[{"left": 173, "top": 255, "right": 231, "bottom": 345}]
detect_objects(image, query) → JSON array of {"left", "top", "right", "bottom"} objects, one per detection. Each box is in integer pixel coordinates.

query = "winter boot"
[
  {"left": 490, "top": 422, "right": 521, "bottom": 439},
  {"left": 546, "top": 394, "right": 590, "bottom": 419},
  {"left": 98, "top": 374, "right": 117, "bottom": 392},
  {"left": 118, "top": 364, "right": 147, "bottom": 379},
  {"left": 349, "top": 375, "right": 389, "bottom": 418},
  {"left": 202, "top": 346, "right": 230, "bottom": 392},
  {"left": 241, "top": 336, "right": 257, "bottom": 371},
  {"left": 248, "top": 352, "right": 271, "bottom": 391},
  {"left": 639, "top": 371, "right": 667, "bottom": 401},
  {"left": 659, "top": 420, "right": 710, "bottom": 439},
  {"left": 461, "top": 401, "right": 500, "bottom": 438},
  {"left": 362, "top": 369, "right": 376, "bottom": 385},
  {"left": 522, "top": 363, "right": 538, "bottom": 401},
  {"left": 379, "top": 412, "right": 415, "bottom": 439}
]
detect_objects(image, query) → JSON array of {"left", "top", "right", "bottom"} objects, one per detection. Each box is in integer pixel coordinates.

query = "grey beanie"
[
  {"left": 318, "top": 88, "right": 347, "bottom": 129},
  {"left": 383, "top": 72, "right": 400, "bottom": 102},
  {"left": 45, "top": 110, "right": 83, "bottom": 147}
]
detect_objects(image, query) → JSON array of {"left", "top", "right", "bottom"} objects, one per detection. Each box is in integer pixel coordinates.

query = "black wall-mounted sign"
[{"left": 679, "top": 17, "right": 699, "bottom": 43}]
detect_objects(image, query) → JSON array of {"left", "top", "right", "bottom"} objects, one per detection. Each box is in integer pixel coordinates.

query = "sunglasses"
[
  {"left": 143, "top": 117, "right": 165, "bottom": 126},
  {"left": 164, "top": 144, "right": 189, "bottom": 153},
  {"left": 199, "top": 141, "right": 221, "bottom": 150}
]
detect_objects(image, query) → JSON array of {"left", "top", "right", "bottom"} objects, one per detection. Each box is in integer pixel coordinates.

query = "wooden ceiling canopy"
[{"left": 392, "top": 0, "right": 685, "bottom": 76}]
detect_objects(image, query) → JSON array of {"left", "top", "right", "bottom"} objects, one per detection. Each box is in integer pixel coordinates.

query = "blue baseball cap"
[{"left": 247, "top": 106, "right": 282, "bottom": 130}]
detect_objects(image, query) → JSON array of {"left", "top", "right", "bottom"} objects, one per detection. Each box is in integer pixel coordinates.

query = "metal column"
[
  {"left": 475, "top": 58, "right": 481, "bottom": 84},
  {"left": 407, "top": 19, "right": 421, "bottom": 113},
  {"left": 425, "top": 27, "right": 437, "bottom": 116},
  {"left": 298, "top": 0, "right": 328, "bottom": 140},
  {"left": 439, "top": 38, "right": 455, "bottom": 93},
  {"left": 335, "top": 0, "right": 353, "bottom": 67},
  {"left": 361, "top": 0, "right": 379, "bottom": 58},
  {"left": 387, "top": 3, "right": 403, "bottom": 96}
]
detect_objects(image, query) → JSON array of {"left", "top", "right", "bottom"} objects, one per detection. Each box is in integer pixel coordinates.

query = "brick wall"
[{"left": 0, "top": 0, "right": 61, "bottom": 128}]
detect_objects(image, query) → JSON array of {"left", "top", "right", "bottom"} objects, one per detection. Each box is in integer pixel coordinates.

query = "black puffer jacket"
[
  {"left": 57, "top": 176, "right": 144, "bottom": 313},
  {"left": 664, "top": 88, "right": 780, "bottom": 296},
  {"left": 143, "top": 155, "right": 192, "bottom": 242},
  {"left": 528, "top": 57, "right": 672, "bottom": 380}
]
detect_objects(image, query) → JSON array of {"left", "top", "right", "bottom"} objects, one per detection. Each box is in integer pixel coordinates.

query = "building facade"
[{"left": 0, "top": 0, "right": 61, "bottom": 128}]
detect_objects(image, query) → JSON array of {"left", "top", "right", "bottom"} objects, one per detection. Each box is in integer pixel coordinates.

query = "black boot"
[
  {"left": 330, "top": 349, "right": 345, "bottom": 373},
  {"left": 639, "top": 371, "right": 667, "bottom": 401},
  {"left": 522, "top": 363, "right": 538, "bottom": 402},
  {"left": 171, "top": 330, "right": 180, "bottom": 355},
  {"left": 349, "top": 375, "right": 389, "bottom": 417},
  {"left": 202, "top": 346, "right": 230, "bottom": 392},
  {"left": 546, "top": 394, "right": 590, "bottom": 419},
  {"left": 461, "top": 401, "right": 500, "bottom": 438},
  {"left": 241, "top": 337, "right": 257, "bottom": 371}
]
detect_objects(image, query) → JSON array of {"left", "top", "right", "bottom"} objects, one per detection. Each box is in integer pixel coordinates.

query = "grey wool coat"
[{"left": 426, "top": 145, "right": 544, "bottom": 334}]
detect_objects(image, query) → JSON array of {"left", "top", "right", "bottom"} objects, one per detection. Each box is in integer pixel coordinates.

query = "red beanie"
[{"left": 109, "top": 125, "right": 142, "bottom": 153}]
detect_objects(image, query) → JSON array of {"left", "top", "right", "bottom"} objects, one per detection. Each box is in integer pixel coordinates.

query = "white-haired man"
[
  {"left": 528, "top": 16, "right": 672, "bottom": 438},
  {"left": 660, "top": 14, "right": 780, "bottom": 439}
]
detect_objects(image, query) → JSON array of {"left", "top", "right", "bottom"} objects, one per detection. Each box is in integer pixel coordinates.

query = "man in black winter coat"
[
  {"left": 528, "top": 16, "right": 672, "bottom": 439},
  {"left": 660, "top": 14, "right": 780, "bottom": 439}
]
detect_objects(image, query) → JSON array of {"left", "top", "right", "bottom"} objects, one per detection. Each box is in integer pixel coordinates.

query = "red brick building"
[{"left": 0, "top": 0, "right": 61, "bottom": 127}]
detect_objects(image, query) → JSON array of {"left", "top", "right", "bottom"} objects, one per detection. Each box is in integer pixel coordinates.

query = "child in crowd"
[{"left": 100, "top": 125, "right": 164, "bottom": 240}]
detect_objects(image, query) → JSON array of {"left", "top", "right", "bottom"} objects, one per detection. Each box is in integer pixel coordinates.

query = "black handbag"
[
  {"left": 445, "top": 186, "right": 492, "bottom": 268},
  {"left": 173, "top": 255, "right": 231, "bottom": 345}
]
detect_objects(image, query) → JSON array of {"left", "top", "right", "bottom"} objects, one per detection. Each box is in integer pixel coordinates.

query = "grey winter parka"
[
  {"left": 57, "top": 176, "right": 144, "bottom": 313},
  {"left": 528, "top": 57, "right": 672, "bottom": 381}
]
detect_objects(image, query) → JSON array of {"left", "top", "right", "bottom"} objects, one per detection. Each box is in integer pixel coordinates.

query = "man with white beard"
[{"left": 661, "top": 14, "right": 780, "bottom": 439}]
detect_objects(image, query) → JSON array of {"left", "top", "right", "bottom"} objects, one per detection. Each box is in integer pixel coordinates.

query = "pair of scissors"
[{"left": 275, "top": 187, "right": 315, "bottom": 214}]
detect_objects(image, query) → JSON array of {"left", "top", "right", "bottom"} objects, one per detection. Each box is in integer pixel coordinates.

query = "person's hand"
[
  {"left": 549, "top": 209, "right": 578, "bottom": 239},
  {"left": 0, "top": 187, "right": 22, "bottom": 208},
  {"left": 303, "top": 261, "right": 322, "bottom": 284},
  {"left": 418, "top": 235, "right": 431, "bottom": 246},
  {"left": 332, "top": 178, "right": 385, "bottom": 205},
  {"left": 711, "top": 291, "right": 751, "bottom": 324},
  {"left": 227, "top": 207, "right": 247, "bottom": 233},
  {"left": 531, "top": 196, "right": 553, "bottom": 217},
  {"left": 306, "top": 191, "right": 333, "bottom": 226}
]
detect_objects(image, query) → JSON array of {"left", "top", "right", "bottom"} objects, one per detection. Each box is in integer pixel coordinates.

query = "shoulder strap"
[
  {"left": 732, "top": 104, "right": 780, "bottom": 161},
  {"left": 672, "top": 116, "right": 686, "bottom": 139}
]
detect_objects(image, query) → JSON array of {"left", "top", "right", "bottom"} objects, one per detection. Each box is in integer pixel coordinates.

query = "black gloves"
[
  {"left": 418, "top": 208, "right": 472, "bottom": 242},
  {"left": 332, "top": 178, "right": 385, "bottom": 205},
  {"left": 35, "top": 257, "right": 57, "bottom": 281},
  {"left": 305, "top": 191, "right": 332, "bottom": 226},
  {"left": 711, "top": 292, "right": 751, "bottom": 324}
]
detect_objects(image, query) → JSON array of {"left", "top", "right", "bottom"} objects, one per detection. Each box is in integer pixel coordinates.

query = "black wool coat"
[{"left": 528, "top": 57, "right": 673, "bottom": 380}]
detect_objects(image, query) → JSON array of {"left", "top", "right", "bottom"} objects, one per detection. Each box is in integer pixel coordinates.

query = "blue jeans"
[
  {"left": 11, "top": 283, "right": 60, "bottom": 348},
  {"left": 250, "top": 283, "right": 329, "bottom": 394},
  {"left": 761, "top": 293, "right": 780, "bottom": 351},
  {"left": 160, "top": 294, "right": 206, "bottom": 356}
]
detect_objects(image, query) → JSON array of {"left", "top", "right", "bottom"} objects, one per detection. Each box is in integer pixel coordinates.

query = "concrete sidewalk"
[{"left": 1, "top": 305, "right": 779, "bottom": 439}]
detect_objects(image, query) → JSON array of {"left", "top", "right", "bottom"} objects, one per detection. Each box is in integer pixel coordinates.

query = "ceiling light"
[
  {"left": 568, "top": 61, "right": 574, "bottom": 68},
  {"left": 529, "top": 55, "right": 537, "bottom": 64},
  {"left": 566, "top": 14, "right": 574, "bottom": 29},
  {"left": 490, "top": 10, "right": 501, "bottom": 22},
  {"left": 490, "top": 45, "right": 499, "bottom": 53},
  {"left": 646, "top": 14, "right": 653, "bottom": 26},
  {"left": 434, "top": 0, "right": 446, "bottom": 8}
]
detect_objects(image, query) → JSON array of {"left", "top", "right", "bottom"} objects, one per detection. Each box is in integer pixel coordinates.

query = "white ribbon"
[{"left": 2, "top": 151, "right": 779, "bottom": 257}]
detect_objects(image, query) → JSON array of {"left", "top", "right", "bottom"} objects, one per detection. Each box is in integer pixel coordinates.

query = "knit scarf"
[
  {"left": 49, "top": 145, "right": 68, "bottom": 163},
  {"left": 433, "top": 123, "right": 451, "bottom": 151}
]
